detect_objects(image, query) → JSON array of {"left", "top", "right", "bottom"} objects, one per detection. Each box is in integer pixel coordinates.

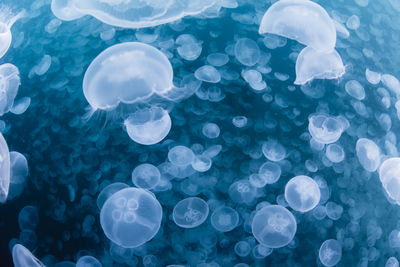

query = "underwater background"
[{"left": 2, "top": 0, "right": 400, "bottom": 266}]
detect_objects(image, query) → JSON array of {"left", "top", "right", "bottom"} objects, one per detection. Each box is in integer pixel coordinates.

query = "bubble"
[
  {"left": 345, "top": 80, "right": 365, "bottom": 100},
  {"left": 379, "top": 158, "right": 400, "bottom": 204},
  {"left": 258, "top": 162, "right": 281, "bottom": 184},
  {"left": 356, "top": 138, "right": 381, "bottom": 172},
  {"left": 251, "top": 205, "right": 297, "bottom": 248},
  {"left": 319, "top": 239, "right": 342, "bottom": 267},
  {"left": 0, "top": 63, "right": 20, "bottom": 116},
  {"left": 76, "top": 256, "right": 102, "bottom": 267},
  {"left": 0, "top": 132, "right": 10, "bottom": 203},
  {"left": 202, "top": 122, "right": 220, "bottom": 139},
  {"left": 12, "top": 244, "right": 44, "bottom": 267},
  {"left": 124, "top": 106, "right": 171, "bottom": 145},
  {"left": 168, "top": 145, "right": 195, "bottom": 167},
  {"left": 234, "top": 38, "right": 260, "bottom": 66},
  {"left": 194, "top": 65, "right": 221, "bottom": 83},
  {"left": 100, "top": 187, "right": 162, "bottom": 248},
  {"left": 325, "top": 144, "right": 345, "bottom": 163},
  {"left": 132, "top": 163, "right": 161, "bottom": 190},
  {"left": 172, "top": 197, "right": 209, "bottom": 228},
  {"left": 262, "top": 140, "right": 286, "bottom": 162},
  {"left": 308, "top": 114, "right": 344, "bottom": 145},
  {"left": 210, "top": 206, "right": 239, "bottom": 232},
  {"left": 284, "top": 175, "right": 320, "bottom": 212}
]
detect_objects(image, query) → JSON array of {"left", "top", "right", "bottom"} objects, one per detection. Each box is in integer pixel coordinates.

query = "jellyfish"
[
  {"left": 345, "top": 80, "right": 365, "bottom": 100},
  {"left": 124, "top": 106, "right": 171, "bottom": 145},
  {"left": 284, "top": 175, "right": 320, "bottom": 212},
  {"left": 325, "top": 144, "right": 345, "bottom": 163},
  {"left": 386, "top": 257, "right": 399, "bottom": 267},
  {"left": 51, "top": 0, "right": 219, "bottom": 28},
  {"left": 202, "top": 122, "right": 220, "bottom": 139},
  {"left": 97, "top": 182, "right": 129, "bottom": 210},
  {"left": 0, "top": 132, "right": 10, "bottom": 203},
  {"left": 172, "top": 197, "right": 209, "bottom": 228},
  {"left": 210, "top": 206, "right": 239, "bottom": 232},
  {"left": 0, "top": 63, "right": 21, "bottom": 116},
  {"left": 168, "top": 145, "right": 195, "bottom": 167},
  {"left": 318, "top": 239, "right": 342, "bottom": 267},
  {"left": 8, "top": 151, "right": 28, "bottom": 200},
  {"left": 76, "top": 256, "right": 102, "bottom": 267},
  {"left": 308, "top": 114, "right": 345, "bottom": 145},
  {"left": 100, "top": 187, "right": 162, "bottom": 248},
  {"left": 228, "top": 179, "right": 257, "bottom": 204},
  {"left": 10, "top": 97, "right": 31, "bottom": 115},
  {"left": 0, "top": 8, "right": 25, "bottom": 59},
  {"left": 356, "top": 138, "right": 381, "bottom": 172},
  {"left": 262, "top": 140, "right": 286, "bottom": 162},
  {"left": 194, "top": 65, "right": 221, "bottom": 83},
  {"left": 251, "top": 205, "right": 297, "bottom": 248},
  {"left": 258, "top": 162, "right": 281, "bottom": 184},
  {"left": 12, "top": 244, "right": 45, "bottom": 267},
  {"left": 131, "top": 163, "right": 160, "bottom": 190},
  {"left": 18, "top": 206, "right": 39, "bottom": 231},
  {"left": 259, "top": 0, "right": 336, "bottom": 53},
  {"left": 379, "top": 158, "right": 400, "bottom": 204},
  {"left": 294, "top": 47, "right": 345, "bottom": 85},
  {"left": 83, "top": 42, "right": 173, "bottom": 111},
  {"left": 234, "top": 38, "right": 260, "bottom": 67}
]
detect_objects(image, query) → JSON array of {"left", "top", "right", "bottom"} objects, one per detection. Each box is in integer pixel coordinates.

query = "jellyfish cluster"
[{"left": 2, "top": 0, "right": 400, "bottom": 266}]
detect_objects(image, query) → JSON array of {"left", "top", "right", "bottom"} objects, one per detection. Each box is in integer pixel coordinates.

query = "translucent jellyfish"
[
  {"left": 168, "top": 145, "right": 195, "bottom": 167},
  {"left": 229, "top": 179, "right": 257, "bottom": 204},
  {"left": 0, "top": 9, "right": 25, "bottom": 59},
  {"left": 285, "top": 175, "right": 320, "bottom": 212},
  {"left": 172, "top": 197, "right": 209, "bottom": 228},
  {"left": 0, "top": 63, "right": 21, "bottom": 116},
  {"left": 124, "top": 106, "right": 171, "bottom": 145},
  {"left": 251, "top": 205, "right": 297, "bottom": 248},
  {"left": 12, "top": 244, "right": 45, "bottom": 267},
  {"left": 259, "top": 0, "right": 336, "bottom": 53},
  {"left": 10, "top": 97, "right": 31, "bottom": 115},
  {"left": 51, "top": 0, "right": 218, "bottom": 28},
  {"left": 379, "top": 158, "right": 400, "bottom": 204},
  {"left": 83, "top": 42, "right": 173, "bottom": 110},
  {"left": 386, "top": 257, "right": 399, "bottom": 267},
  {"left": 234, "top": 38, "right": 260, "bottom": 67},
  {"left": 210, "top": 206, "right": 239, "bottom": 232},
  {"left": 207, "top": 52, "right": 229, "bottom": 67},
  {"left": 76, "top": 256, "right": 102, "bottom": 267},
  {"left": 308, "top": 114, "right": 345, "bottom": 144},
  {"left": 258, "top": 162, "right": 281, "bottom": 184},
  {"left": 319, "top": 239, "right": 342, "bottom": 267},
  {"left": 325, "top": 202, "right": 343, "bottom": 220},
  {"left": 232, "top": 116, "right": 248, "bottom": 128},
  {"left": 356, "top": 138, "right": 381, "bottom": 172},
  {"left": 262, "top": 140, "right": 286, "bottom": 162},
  {"left": 202, "top": 122, "right": 220, "bottom": 139},
  {"left": 325, "top": 144, "right": 345, "bottom": 163},
  {"left": 100, "top": 187, "right": 162, "bottom": 248},
  {"left": 346, "top": 15, "right": 360, "bottom": 30},
  {"left": 234, "top": 241, "right": 251, "bottom": 257},
  {"left": 294, "top": 47, "right": 345, "bottom": 85},
  {"left": 194, "top": 65, "right": 221, "bottom": 83},
  {"left": 365, "top": 69, "right": 381, "bottom": 85},
  {"left": 176, "top": 34, "right": 202, "bottom": 61},
  {"left": 131, "top": 163, "right": 160, "bottom": 190},
  {"left": 191, "top": 155, "right": 212, "bottom": 172},
  {"left": 18, "top": 206, "right": 39, "bottom": 231},
  {"left": 10, "top": 151, "right": 28, "bottom": 185},
  {"left": 345, "top": 80, "right": 365, "bottom": 100},
  {"left": 97, "top": 182, "right": 129, "bottom": 210},
  {"left": 0, "top": 132, "right": 10, "bottom": 203}
]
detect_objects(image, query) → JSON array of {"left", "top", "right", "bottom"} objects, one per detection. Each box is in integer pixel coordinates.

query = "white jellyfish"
[
  {"left": 0, "top": 63, "right": 21, "bottom": 116},
  {"left": 356, "top": 138, "right": 381, "bottom": 172},
  {"left": 0, "top": 132, "right": 10, "bottom": 203},
  {"left": 172, "top": 197, "right": 209, "bottom": 228},
  {"left": 284, "top": 175, "right": 321, "bottom": 212},
  {"left": 319, "top": 239, "right": 342, "bottom": 267},
  {"left": 308, "top": 114, "right": 345, "bottom": 145},
  {"left": 234, "top": 38, "right": 260, "bottom": 67},
  {"left": 294, "top": 47, "right": 345, "bottom": 85},
  {"left": 124, "top": 106, "right": 171, "bottom": 145},
  {"left": 83, "top": 42, "right": 173, "bottom": 111},
  {"left": 211, "top": 206, "right": 239, "bottom": 232},
  {"left": 0, "top": 8, "right": 25, "bottom": 59},
  {"left": 259, "top": 0, "right": 336, "bottom": 53},
  {"left": 345, "top": 80, "right": 365, "bottom": 100},
  {"left": 12, "top": 244, "right": 45, "bottom": 267},
  {"left": 379, "top": 158, "right": 400, "bottom": 204},
  {"left": 131, "top": 163, "right": 160, "bottom": 189}
]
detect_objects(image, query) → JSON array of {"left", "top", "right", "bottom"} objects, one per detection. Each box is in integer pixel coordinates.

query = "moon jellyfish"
[
  {"left": 229, "top": 179, "right": 257, "bottom": 204},
  {"left": 0, "top": 132, "right": 10, "bottom": 203},
  {"left": 356, "top": 138, "right": 381, "bottom": 172},
  {"left": 176, "top": 34, "right": 202, "bottom": 61},
  {"left": 8, "top": 151, "right": 28, "bottom": 200},
  {"left": 0, "top": 63, "right": 20, "bottom": 116},
  {"left": 202, "top": 122, "right": 220, "bottom": 139},
  {"left": 194, "top": 65, "right": 221, "bottom": 83},
  {"left": 131, "top": 163, "right": 160, "bottom": 190},
  {"left": 325, "top": 144, "right": 345, "bottom": 163},
  {"left": 168, "top": 145, "right": 195, "bottom": 167},
  {"left": 319, "top": 239, "right": 342, "bottom": 267},
  {"left": 259, "top": 0, "right": 336, "bottom": 53},
  {"left": 345, "top": 80, "right": 365, "bottom": 100},
  {"left": 12, "top": 244, "right": 45, "bottom": 267},
  {"left": 365, "top": 69, "right": 381, "bottom": 85},
  {"left": 210, "top": 206, "right": 239, "bottom": 232},
  {"left": 100, "top": 187, "right": 162, "bottom": 248},
  {"left": 83, "top": 42, "right": 173, "bottom": 111},
  {"left": 262, "top": 140, "right": 286, "bottom": 162},
  {"left": 251, "top": 205, "right": 297, "bottom": 248},
  {"left": 234, "top": 38, "right": 260, "bottom": 67},
  {"left": 379, "top": 158, "right": 400, "bottom": 204},
  {"left": 386, "top": 257, "right": 399, "bottom": 267},
  {"left": 259, "top": 162, "right": 281, "bottom": 184},
  {"left": 285, "top": 175, "right": 320, "bottom": 212},
  {"left": 97, "top": 182, "right": 129, "bottom": 210},
  {"left": 294, "top": 47, "right": 345, "bottom": 85},
  {"left": 308, "top": 114, "right": 345, "bottom": 145},
  {"left": 18, "top": 206, "right": 39, "bottom": 231},
  {"left": 124, "top": 106, "right": 171, "bottom": 145},
  {"left": 10, "top": 97, "right": 31, "bottom": 115},
  {"left": 0, "top": 8, "right": 25, "bottom": 59},
  {"left": 76, "top": 256, "right": 102, "bottom": 267},
  {"left": 172, "top": 197, "right": 209, "bottom": 228}
]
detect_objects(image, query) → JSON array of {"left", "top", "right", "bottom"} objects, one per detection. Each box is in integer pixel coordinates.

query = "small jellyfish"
[
  {"left": 131, "top": 163, "right": 160, "bottom": 190},
  {"left": 346, "top": 15, "right": 360, "bottom": 30},
  {"left": 0, "top": 63, "right": 21, "bottom": 116},
  {"left": 100, "top": 187, "right": 162, "bottom": 248},
  {"left": 262, "top": 140, "right": 286, "bottom": 162},
  {"left": 258, "top": 162, "right": 281, "bottom": 184},
  {"left": 124, "top": 106, "right": 171, "bottom": 145},
  {"left": 356, "top": 138, "right": 380, "bottom": 172},
  {"left": 345, "top": 80, "right": 365, "bottom": 100},
  {"left": 96, "top": 182, "right": 129, "bottom": 210},
  {"left": 365, "top": 69, "right": 381, "bottom": 85},
  {"left": 308, "top": 114, "right": 345, "bottom": 144},
  {"left": 319, "top": 239, "right": 342, "bottom": 267},
  {"left": 202, "top": 122, "right": 220, "bottom": 139},
  {"left": 259, "top": 0, "right": 336, "bottom": 53},
  {"left": 172, "top": 197, "right": 209, "bottom": 228},
  {"left": 229, "top": 179, "right": 257, "bottom": 204},
  {"left": 12, "top": 244, "right": 45, "bottom": 267},
  {"left": 295, "top": 47, "right": 345, "bottom": 85},
  {"left": 194, "top": 65, "right": 221, "bottom": 83},
  {"left": 251, "top": 205, "right": 297, "bottom": 248},
  {"left": 207, "top": 52, "right": 229, "bottom": 67},
  {"left": 83, "top": 42, "right": 173, "bottom": 111},
  {"left": 386, "top": 257, "right": 399, "bottom": 267},
  {"left": 211, "top": 206, "right": 239, "bottom": 232},
  {"left": 10, "top": 151, "right": 28, "bottom": 185},
  {"left": 168, "top": 145, "right": 195, "bottom": 167},
  {"left": 232, "top": 116, "right": 248, "bottom": 128},
  {"left": 0, "top": 132, "right": 10, "bottom": 203},
  {"left": 191, "top": 155, "right": 212, "bottom": 172},
  {"left": 285, "top": 175, "right": 320, "bottom": 212},
  {"left": 10, "top": 97, "right": 31, "bottom": 115},
  {"left": 18, "top": 206, "right": 39, "bottom": 231},
  {"left": 379, "top": 158, "right": 400, "bottom": 204},
  {"left": 0, "top": 8, "right": 25, "bottom": 59},
  {"left": 234, "top": 241, "right": 251, "bottom": 257},
  {"left": 76, "top": 256, "right": 102, "bottom": 267},
  {"left": 234, "top": 38, "right": 260, "bottom": 66},
  {"left": 325, "top": 144, "right": 345, "bottom": 163},
  {"left": 325, "top": 202, "right": 343, "bottom": 221},
  {"left": 176, "top": 34, "right": 202, "bottom": 61}
]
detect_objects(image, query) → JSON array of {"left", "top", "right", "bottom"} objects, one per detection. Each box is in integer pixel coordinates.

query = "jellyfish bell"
[
  {"left": 0, "top": 132, "right": 10, "bottom": 204},
  {"left": 12, "top": 244, "right": 45, "bottom": 267},
  {"left": 0, "top": 8, "right": 25, "bottom": 59},
  {"left": 379, "top": 158, "right": 400, "bottom": 205},
  {"left": 50, "top": 0, "right": 84, "bottom": 21},
  {"left": 0, "top": 63, "right": 20, "bottom": 116}
]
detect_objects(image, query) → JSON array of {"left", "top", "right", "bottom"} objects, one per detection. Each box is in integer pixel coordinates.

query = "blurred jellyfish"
[
  {"left": 12, "top": 244, "right": 45, "bottom": 267},
  {"left": 284, "top": 175, "right": 320, "bottom": 212},
  {"left": 259, "top": 162, "right": 281, "bottom": 184},
  {"left": 100, "top": 187, "right": 162, "bottom": 248},
  {"left": 18, "top": 206, "right": 39, "bottom": 231},
  {"left": 10, "top": 97, "right": 31, "bottom": 115},
  {"left": 319, "top": 239, "right": 342, "bottom": 267},
  {"left": 0, "top": 132, "right": 10, "bottom": 203},
  {"left": 202, "top": 122, "right": 220, "bottom": 139},
  {"left": 365, "top": 69, "right": 381, "bottom": 85},
  {"left": 131, "top": 163, "right": 160, "bottom": 190},
  {"left": 379, "top": 158, "right": 400, "bottom": 204},
  {"left": 386, "top": 257, "right": 399, "bottom": 267},
  {"left": 124, "top": 106, "right": 171, "bottom": 145},
  {"left": 168, "top": 145, "right": 195, "bottom": 167},
  {"left": 76, "top": 256, "right": 102, "bottom": 267},
  {"left": 211, "top": 206, "right": 239, "bottom": 232},
  {"left": 176, "top": 34, "right": 202, "bottom": 61},
  {"left": 229, "top": 179, "right": 257, "bottom": 204},
  {"left": 0, "top": 63, "right": 21, "bottom": 116},
  {"left": 194, "top": 65, "right": 221, "bottom": 83},
  {"left": 251, "top": 205, "right": 297, "bottom": 248},
  {"left": 7, "top": 151, "right": 28, "bottom": 200},
  {"left": 83, "top": 42, "right": 173, "bottom": 111},
  {"left": 0, "top": 8, "right": 25, "bottom": 59},
  {"left": 294, "top": 47, "right": 345, "bottom": 85},
  {"left": 172, "top": 197, "right": 209, "bottom": 228},
  {"left": 234, "top": 38, "right": 260, "bottom": 66},
  {"left": 259, "top": 0, "right": 336, "bottom": 53},
  {"left": 97, "top": 182, "right": 129, "bottom": 210},
  {"left": 356, "top": 138, "right": 381, "bottom": 172},
  {"left": 262, "top": 140, "right": 286, "bottom": 162},
  {"left": 308, "top": 114, "right": 345, "bottom": 145},
  {"left": 325, "top": 144, "right": 345, "bottom": 163}
]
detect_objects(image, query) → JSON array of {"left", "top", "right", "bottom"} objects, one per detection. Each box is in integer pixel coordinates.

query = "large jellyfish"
[
  {"left": 259, "top": 0, "right": 336, "bottom": 53},
  {"left": 83, "top": 42, "right": 173, "bottom": 111},
  {"left": 12, "top": 244, "right": 45, "bottom": 267},
  {"left": 51, "top": 0, "right": 220, "bottom": 28},
  {"left": 100, "top": 187, "right": 162, "bottom": 248},
  {"left": 379, "top": 158, "right": 400, "bottom": 204},
  {"left": 0, "top": 8, "right": 25, "bottom": 59},
  {"left": 0, "top": 132, "right": 10, "bottom": 203},
  {"left": 0, "top": 63, "right": 21, "bottom": 116}
]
